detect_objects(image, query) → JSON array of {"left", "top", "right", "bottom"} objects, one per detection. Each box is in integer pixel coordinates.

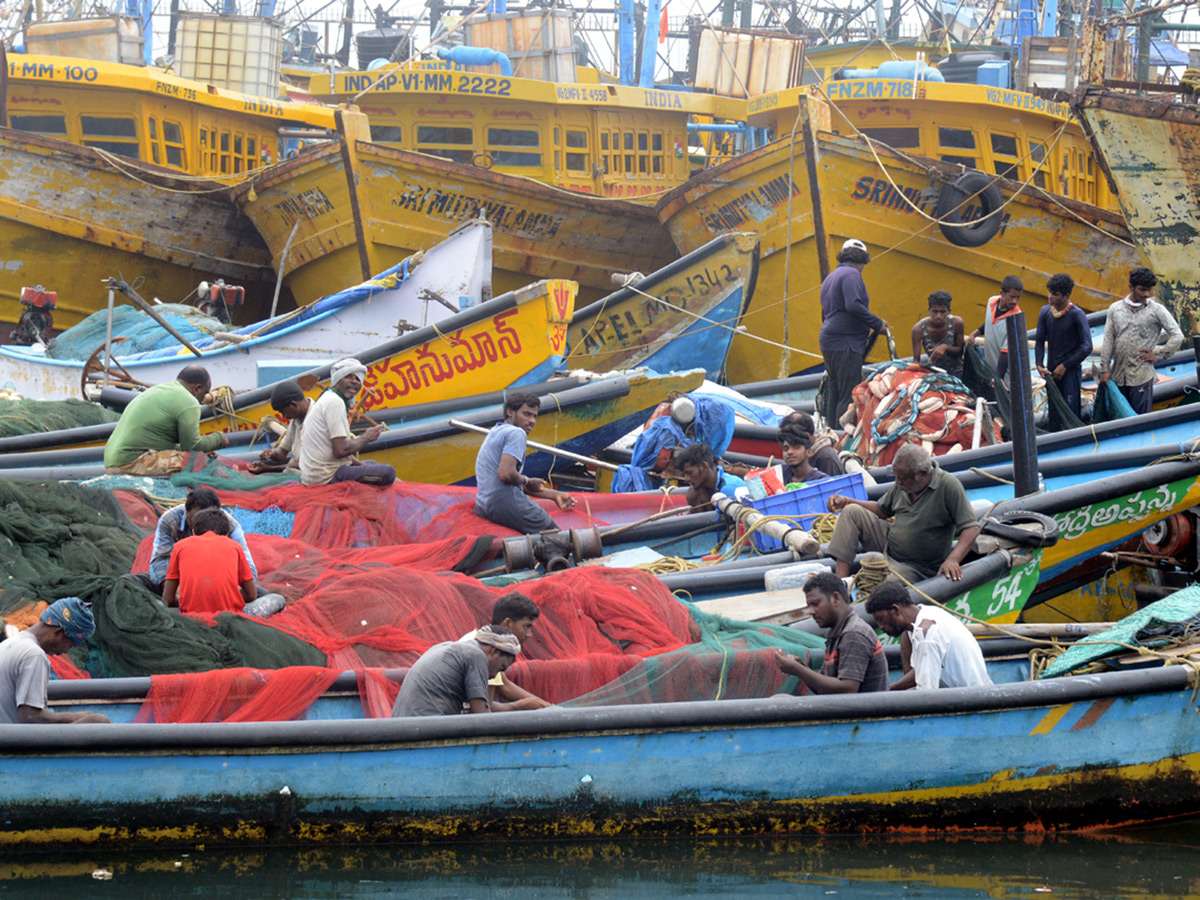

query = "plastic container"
[
  {"left": 746, "top": 472, "right": 867, "bottom": 553},
  {"left": 174, "top": 13, "right": 283, "bottom": 100},
  {"left": 763, "top": 561, "right": 829, "bottom": 592}
]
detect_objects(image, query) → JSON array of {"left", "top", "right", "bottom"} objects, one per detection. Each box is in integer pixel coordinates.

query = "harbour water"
[{"left": 4, "top": 825, "right": 1200, "bottom": 898}]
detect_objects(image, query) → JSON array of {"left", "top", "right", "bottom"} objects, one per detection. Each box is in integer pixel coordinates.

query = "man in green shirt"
[
  {"left": 824, "top": 444, "right": 980, "bottom": 583},
  {"left": 104, "top": 366, "right": 229, "bottom": 476}
]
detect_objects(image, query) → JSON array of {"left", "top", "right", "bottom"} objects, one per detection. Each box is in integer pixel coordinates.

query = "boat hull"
[
  {"left": 0, "top": 129, "right": 276, "bottom": 331},
  {"left": 235, "top": 140, "right": 678, "bottom": 309},
  {"left": 0, "top": 666, "right": 1196, "bottom": 847}
]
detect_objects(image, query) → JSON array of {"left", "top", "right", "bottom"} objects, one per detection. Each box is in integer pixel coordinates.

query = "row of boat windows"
[
  {"left": 9, "top": 112, "right": 268, "bottom": 175},
  {"left": 856, "top": 124, "right": 1101, "bottom": 203},
  {"left": 375, "top": 124, "right": 672, "bottom": 178}
]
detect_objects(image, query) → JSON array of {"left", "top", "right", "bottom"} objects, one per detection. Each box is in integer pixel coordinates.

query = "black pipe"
[{"left": 1006, "top": 311, "right": 1039, "bottom": 497}]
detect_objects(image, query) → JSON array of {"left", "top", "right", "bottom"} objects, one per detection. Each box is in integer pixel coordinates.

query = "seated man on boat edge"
[
  {"left": 248, "top": 380, "right": 311, "bottom": 475},
  {"left": 162, "top": 508, "right": 258, "bottom": 618},
  {"left": 866, "top": 581, "right": 992, "bottom": 690},
  {"left": 677, "top": 442, "right": 747, "bottom": 510},
  {"left": 780, "top": 410, "right": 843, "bottom": 478},
  {"left": 773, "top": 571, "right": 888, "bottom": 695},
  {"left": 474, "top": 390, "right": 575, "bottom": 534},
  {"left": 298, "top": 358, "right": 396, "bottom": 487},
  {"left": 778, "top": 429, "right": 828, "bottom": 488},
  {"left": 0, "top": 598, "right": 110, "bottom": 724},
  {"left": 103, "top": 365, "right": 230, "bottom": 477},
  {"left": 125, "top": 486, "right": 257, "bottom": 597},
  {"left": 460, "top": 592, "right": 551, "bottom": 711},
  {"left": 392, "top": 625, "right": 521, "bottom": 718},
  {"left": 825, "top": 444, "right": 980, "bottom": 584}
]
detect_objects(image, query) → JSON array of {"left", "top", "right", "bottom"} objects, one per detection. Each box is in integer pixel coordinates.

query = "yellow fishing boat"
[
  {"left": 658, "top": 88, "right": 1142, "bottom": 383},
  {"left": 234, "top": 66, "right": 741, "bottom": 306},
  {"left": 0, "top": 53, "right": 335, "bottom": 329}
]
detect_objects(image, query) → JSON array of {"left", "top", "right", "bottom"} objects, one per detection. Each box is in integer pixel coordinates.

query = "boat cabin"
[
  {"left": 3, "top": 54, "right": 335, "bottom": 177},
  {"left": 310, "top": 65, "right": 737, "bottom": 201},
  {"left": 746, "top": 80, "right": 1117, "bottom": 212}
]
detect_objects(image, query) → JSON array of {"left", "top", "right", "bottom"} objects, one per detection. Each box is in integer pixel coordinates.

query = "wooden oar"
[{"left": 448, "top": 418, "right": 621, "bottom": 472}]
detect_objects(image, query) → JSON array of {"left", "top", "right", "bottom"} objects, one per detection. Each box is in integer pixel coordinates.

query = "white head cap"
[
  {"left": 842, "top": 238, "right": 868, "bottom": 253},
  {"left": 330, "top": 357, "right": 368, "bottom": 389},
  {"left": 670, "top": 396, "right": 696, "bottom": 425}
]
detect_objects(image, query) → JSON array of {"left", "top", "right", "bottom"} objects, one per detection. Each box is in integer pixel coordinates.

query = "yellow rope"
[
  {"left": 635, "top": 556, "right": 704, "bottom": 574},
  {"left": 853, "top": 552, "right": 892, "bottom": 596},
  {"left": 89, "top": 146, "right": 251, "bottom": 192}
]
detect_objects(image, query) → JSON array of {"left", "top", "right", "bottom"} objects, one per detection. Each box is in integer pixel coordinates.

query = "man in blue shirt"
[
  {"left": 1034, "top": 273, "right": 1093, "bottom": 419},
  {"left": 677, "top": 441, "right": 747, "bottom": 510},
  {"left": 474, "top": 391, "right": 575, "bottom": 534},
  {"left": 819, "top": 239, "right": 887, "bottom": 428},
  {"left": 125, "top": 486, "right": 256, "bottom": 597}
]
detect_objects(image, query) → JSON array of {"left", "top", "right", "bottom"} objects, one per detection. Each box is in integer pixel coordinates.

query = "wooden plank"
[{"left": 693, "top": 588, "right": 811, "bottom": 626}]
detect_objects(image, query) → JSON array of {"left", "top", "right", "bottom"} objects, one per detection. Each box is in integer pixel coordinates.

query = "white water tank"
[{"left": 174, "top": 13, "right": 283, "bottom": 99}]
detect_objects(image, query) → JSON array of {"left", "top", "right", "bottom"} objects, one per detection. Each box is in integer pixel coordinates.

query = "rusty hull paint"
[
  {"left": 1074, "top": 89, "right": 1200, "bottom": 323},
  {"left": 658, "top": 130, "right": 1143, "bottom": 382},
  {"left": 0, "top": 128, "right": 277, "bottom": 329},
  {"left": 234, "top": 141, "right": 678, "bottom": 308}
]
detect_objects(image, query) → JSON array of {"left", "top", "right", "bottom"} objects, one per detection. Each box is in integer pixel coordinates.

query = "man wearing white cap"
[
  {"left": 818, "top": 239, "right": 887, "bottom": 427},
  {"left": 297, "top": 357, "right": 396, "bottom": 486}
]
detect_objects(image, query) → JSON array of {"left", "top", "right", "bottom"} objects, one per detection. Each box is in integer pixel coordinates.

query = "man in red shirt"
[{"left": 162, "top": 508, "right": 257, "bottom": 617}]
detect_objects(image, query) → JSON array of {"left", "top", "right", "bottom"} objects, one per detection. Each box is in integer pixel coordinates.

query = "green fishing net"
[{"left": 0, "top": 397, "right": 119, "bottom": 437}]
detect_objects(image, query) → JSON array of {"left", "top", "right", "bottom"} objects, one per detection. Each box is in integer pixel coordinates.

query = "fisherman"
[
  {"left": 779, "top": 428, "right": 828, "bottom": 486},
  {"left": 772, "top": 571, "right": 889, "bottom": 694},
  {"left": 1034, "top": 273, "right": 1093, "bottom": 419},
  {"left": 248, "top": 380, "right": 311, "bottom": 475},
  {"left": 392, "top": 624, "right": 521, "bottom": 717},
  {"left": 968, "top": 275, "right": 1023, "bottom": 388},
  {"left": 474, "top": 391, "right": 575, "bottom": 534},
  {"left": 1099, "top": 267, "right": 1183, "bottom": 415},
  {"left": 677, "top": 441, "right": 747, "bottom": 509},
  {"left": 298, "top": 357, "right": 396, "bottom": 486},
  {"left": 127, "top": 486, "right": 256, "bottom": 597},
  {"left": 462, "top": 592, "right": 551, "bottom": 711},
  {"left": 818, "top": 238, "right": 887, "bottom": 427},
  {"left": 825, "top": 444, "right": 980, "bottom": 583},
  {"left": 911, "top": 290, "right": 964, "bottom": 378},
  {"left": 103, "top": 365, "right": 229, "bottom": 476},
  {"left": 781, "top": 411, "right": 843, "bottom": 477},
  {"left": 865, "top": 581, "right": 992, "bottom": 690},
  {"left": 162, "top": 508, "right": 258, "bottom": 617},
  {"left": 0, "top": 598, "right": 110, "bottom": 724}
]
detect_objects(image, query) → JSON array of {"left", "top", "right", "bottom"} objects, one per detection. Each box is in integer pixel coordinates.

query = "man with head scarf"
[
  {"left": 297, "top": 358, "right": 396, "bottom": 486},
  {"left": 0, "top": 598, "right": 110, "bottom": 724},
  {"left": 104, "top": 366, "right": 230, "bottom": 476},
  {"left": 249, "top": 380, "right": 312, "bottom": 475},
  {"left": 392, "top": 625, "right": 522, "bottom": 717}
]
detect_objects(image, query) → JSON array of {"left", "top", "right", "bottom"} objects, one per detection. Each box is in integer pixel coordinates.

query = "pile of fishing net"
[
  {"left": 46, "top": 303, "right": 226, "bottom": 359},
  {"left": 838, "top": 363, "right": 1000, "bottom": 467},
  {"left": 0, "top": 396, "right": 119, "bottom": 437}
]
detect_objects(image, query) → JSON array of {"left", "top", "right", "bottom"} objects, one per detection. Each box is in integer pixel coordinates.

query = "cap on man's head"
[
  {"left": 330, "top": 358, "right": 368, "bottom": 389},
  {"left": 40, "top": 597, "right": 95, "bottom": 645},
  {"left": 474, "top": 624, "right": 521, "bottom": 656},
  {"left": 842, "top": 238, "right": 868, "bottom": 253},
  {"left": 270, "top": 380, "right": 306, "bottom": 413}
]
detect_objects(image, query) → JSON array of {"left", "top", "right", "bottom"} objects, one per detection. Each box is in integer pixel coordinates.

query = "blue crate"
[{"left": 745, "top": 472, "right": 868, "bottom": 552}]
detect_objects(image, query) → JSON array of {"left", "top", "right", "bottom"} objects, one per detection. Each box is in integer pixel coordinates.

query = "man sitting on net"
[
  {"left": 825, "top": 444, "right": 980, "bottom": 584},
  {"left": 298, "top": 358, "right": 396, "bottom": 487},
  {"left": 461, "top": 592, "right": 551, "bottom": 711},
  {"left": 162, "top": 508, "right": 257, "bottom": 618},
  {"left": 392, "top": 625, "right": 521, "bottom": 717},
  {"left": 249, "top": 380, "right": 311, "bottom": 475}
]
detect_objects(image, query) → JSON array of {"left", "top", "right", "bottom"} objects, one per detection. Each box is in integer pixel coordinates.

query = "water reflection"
[{"left": 3, "top": 826, "right": 1200, "bottom": 899}]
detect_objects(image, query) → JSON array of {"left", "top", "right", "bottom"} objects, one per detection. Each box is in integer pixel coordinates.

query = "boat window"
[
  {"left": 938, "top": 127, "right": 975, "bottom": 150},
  {"left": 219, "top": 132, "right": 231, "bottom": 174},
  {"left": 80, "top": 116, "right": 139, "bottom": 159},
  {"left": 487, "top": 128, "right": 540, "bottom": 167},
  {"left": 148, "top": 117, "right": 160, "bottom": 163},
  {"left": 623, "top": 131, "right": 634, "bottom": 175},
  {"left": 247, "top": 137, "right": 257, "bottom": 168},
  {"left": 860, "top": 126, "right": 920, "bottom": 149},
  {"left": 565, "top": 129, "right": 588, "bottom": 171},
  {"left": 416, "top": 125, "right": 474, "bottom": 164},
  {"left": 372, "top": 125, "right": 403, "bottom": 144},
  {"left": 234, "top": 135, "right": 244, "bottom": 173},
  {"left": 163, "top": 120, "right": 185, "bottom": 168},
  {"left": 9, "top": 113, "right": 67, "bottom": 135},
  {"left": 989, "top": 132, "right": 1020, "bottom": 180},
  {"left": 651, "top": 132, "right": 664, "bottom": 174},
  {"left": 1029, "top": 140, "right": 1047, "bottom": 188}
]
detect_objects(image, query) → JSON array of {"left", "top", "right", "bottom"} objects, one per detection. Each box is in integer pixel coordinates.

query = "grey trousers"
[{"left": 825, "top": 504, "right": 926, "bottom": 584}]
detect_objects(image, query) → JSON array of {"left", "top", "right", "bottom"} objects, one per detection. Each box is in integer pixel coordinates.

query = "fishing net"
[
  {"left": 0, "top": 397, "right": 119, "bottom": 437},
  {"left": 47, "top": 303, "right": 226, "bottom": 359},
  {"left": 838, "top": 364, "right": 996, "bottom": 467},
  {"left": 1092, "top": 380, "right": 1137, "bottom": 423},
  {"left": 1043, "top": 376, "right": 1086, "bottom": 433}
]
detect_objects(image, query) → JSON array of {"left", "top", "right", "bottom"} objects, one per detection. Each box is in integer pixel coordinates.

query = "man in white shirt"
[
  {"left": 865, "top": 581, "right": 991, "bottom": 690},
  {"left": 298, "top": 357, "right": 396, "bottom": 487}
]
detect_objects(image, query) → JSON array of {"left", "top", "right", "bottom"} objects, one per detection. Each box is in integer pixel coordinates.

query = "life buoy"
[
  {"left": 934, "top": 172, "right": 1004, "bottom": 248},
  {"left": 1142, "top": 513, "right": 1193, "bottom": 557}
]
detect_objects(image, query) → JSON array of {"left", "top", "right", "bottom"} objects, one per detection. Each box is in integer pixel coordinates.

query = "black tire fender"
[
  {"left": 935, "top": 172, "right": 1004, "bottom": 248},
  {"left": 980, "top": 509, "right": 1060, "bottom": 547}
]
